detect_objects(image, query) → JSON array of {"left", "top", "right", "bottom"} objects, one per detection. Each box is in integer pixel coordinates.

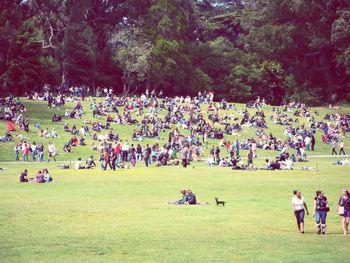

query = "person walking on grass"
[
  {"left": 47, "top": 142, "right": 56, "bottom": 162},
  {"left": 331, "top": 139, "right": 337, "bottom": 155},
  {"left": 313, "top": 190, "right": 329, "bottom": 235},
  {"left": 143, "top": 144, "right": 151, "bottom": 167},
  {"left": 338, "top": 189, "right": 350, "bottom": 235},
  {"left": 339, "top": 140, "right": 346, "bottom": 155},
  {"left": 292, "top": 190, "right": 309, "bottom": 234}
]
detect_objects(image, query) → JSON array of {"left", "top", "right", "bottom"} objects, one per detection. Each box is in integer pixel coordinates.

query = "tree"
[
  {"left": 62, "top": 0, "right": 95, "bottom": 86},
  {"left": 5, "top": 20, "right": 43, "bottom": 94},
  {"left": 114, "top": 26, "right": 153, "bottom": 95}
]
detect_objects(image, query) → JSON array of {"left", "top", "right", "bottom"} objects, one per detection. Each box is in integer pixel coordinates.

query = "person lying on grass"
[{"left": 334, "top": 158, "right": 350, "bottom": 166}]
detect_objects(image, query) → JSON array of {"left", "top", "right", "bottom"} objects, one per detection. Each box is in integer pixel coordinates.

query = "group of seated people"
[
  {"left": 52, "top": 114, "right": 63, "bottom": 122},
  {"left": 170, "top": 189, "right": 197, "bottom": 205},
  {"left": 39, "top": 128, "right": 58, "bottom": 138},
  {"left": 74, "top": 156, "right": 97, "bottom": 169},
  {"left": 19, "top": 169, "right": 53, "bottom": 183}
]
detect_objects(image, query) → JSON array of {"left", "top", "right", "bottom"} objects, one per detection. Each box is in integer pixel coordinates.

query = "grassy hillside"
[
  {"left": 0, "top": 98, "right": 349, "bottom": 162},
  {"left": 0, "top": 98, "right": 349, "bottom": 263}
]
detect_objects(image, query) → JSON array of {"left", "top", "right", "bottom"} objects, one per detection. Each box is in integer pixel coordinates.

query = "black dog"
[{"left": 215, "top": 197, "right": 226, "bottom": 206}]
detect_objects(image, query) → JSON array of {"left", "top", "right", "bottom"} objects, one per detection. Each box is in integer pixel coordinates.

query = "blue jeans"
[
  {"left": 316, "top": 210, "right": 327, "bottom": 225},
  {"left": 38, "top": 152, "right": 44, "bottom": 162}
]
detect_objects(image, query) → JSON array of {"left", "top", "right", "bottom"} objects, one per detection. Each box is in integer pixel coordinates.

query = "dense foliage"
[{"left": 0, "top": 0, "right": 349, "bottom": 104}]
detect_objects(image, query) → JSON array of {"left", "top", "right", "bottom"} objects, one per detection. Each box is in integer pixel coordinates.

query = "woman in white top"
[{"left": 292, "top": 190, "right": 309, "bottom": 234}]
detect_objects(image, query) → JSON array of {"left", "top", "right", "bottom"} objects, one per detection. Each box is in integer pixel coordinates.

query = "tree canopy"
[{"left": 0, "top": 0, "right": 349, "bottom": 104}]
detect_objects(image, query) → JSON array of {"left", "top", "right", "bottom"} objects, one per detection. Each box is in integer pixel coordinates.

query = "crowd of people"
[
  {"left": 0, "top": 88, "right": 348, "bottom": 239},
  {"left": 0, "top": 89, "right": 348, "bottom": 171}
]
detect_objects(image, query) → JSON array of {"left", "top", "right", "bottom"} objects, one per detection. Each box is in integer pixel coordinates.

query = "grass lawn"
[
  {"left": 0, "top": 99, "right": 349, "bottom": 262},
  {"left": 0, "top": 160, "right": 349, "bottom": 263}
]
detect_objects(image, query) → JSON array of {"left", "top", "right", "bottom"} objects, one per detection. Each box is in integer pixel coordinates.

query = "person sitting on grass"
[
  {"left": 43, "top": 168, "right": 53, "bottom": 182},
  {"left": 86, "top": 156, "right": 96, "bottom": 169},
  {"left": 69, "top": 136, "right": 79, "bottom": 147},
  {"left": 63, "top": 123, "right": 70, "bottom": 132},
  {"left": 79, "top": 136, "right": 86, "bottom": 146},
  {"left": 19, "top": 169, "right": 29, "bottom": 183},
  {"left": 173, "top": 189, "right": 188, "bottom": 205},
  {"left": 75, "top": 158, "right": 85, "bottom": 169},
  {"left": 184, "top": 189, "right": 197, "bottom": 205},
  {"left": 282, "top": 156, "right": 294, "bottom": 170},
  {"left": 36, "top": 170, "right": 45, "bottom": 183}
]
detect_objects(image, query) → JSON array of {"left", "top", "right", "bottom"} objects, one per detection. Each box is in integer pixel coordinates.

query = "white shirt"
[
  {"left": 75, "top": 160, "right": 83, "bottom": 169},
  {"left": 122, "top": 143, "right": 129, "bottom": 151},
  {"left": 284, "top": 159, "right": 293, "bottom": 170},
  {"left": 48, "top": 144, "right": 56, "bottom": 153},
  {"left": 292, "top": 196, "right": 305, "bottom": 211}
]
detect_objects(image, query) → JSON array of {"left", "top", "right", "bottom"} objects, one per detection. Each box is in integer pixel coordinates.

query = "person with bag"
[
  {"left": 292, "top": 190, "right": 309, "bottom": 234},
  {"left": 338, "top": 189, "right": 350, "bottom": 235},
  {"left": 313, "top": 190, "right": 329, "bottom": 235}
]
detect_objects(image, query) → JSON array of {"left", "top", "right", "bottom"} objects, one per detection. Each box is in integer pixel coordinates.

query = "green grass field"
[{"left": 0, "top": 99, "right": 350, "bottom": 262}]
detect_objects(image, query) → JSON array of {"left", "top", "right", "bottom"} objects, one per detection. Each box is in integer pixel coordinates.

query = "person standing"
[
  {"left": 122, "top": 140, "right": 129, "bottom": 162},
  {"left": 14, "top": 143, "right": 20, "bottom": 161},
  {"left": 304, "top": 136, "right": 311, "bottom": 151},
  {"left": 31, "top": 142, "right": 37, "bottom": 161},
  {"left": 339, "top": 140, "right": 346, "bottom": 155},
  {"left": 215, "top": 146, "right": 220, "bottom": 164},
  {"left": 311, "top": 133, "right": 316, "bottom": 152},
  {"left": 37, "top": 143, "right": 44, "bottom": 162},
  {"left": 292, "top": 190, "right": 309, "bottom": 234},
  {"left": 338, "top": 189, "right": 350, "bottom": 235},
  {"left": 136, "top": 144, "right": 143, "bottom": 162},
  {"left": 247, "top": 149, "right": 253, "bottom": 166},
  {"left": 103, "top": 150, "right": 113, "bottom": 170},
  {"left": 235, "top": 139, "right": 240, "bottom": 156},
  {"left": 143, "top": 144, "right": 151, "bottom": 167},
  {"left": 331, "top": 139, "right": 337, "bottom": 155},
  {"left": 251, "top": 140, "right": 257, "bottom": 158},
  {"left": 22, "top": 142, "right": 29, "bottom": 162},
  {"left": 313, "top": 190, "right": 329, "bottom": 235},
  {"left": 181, "top": 145, "right": 189, "bottom": 168},
  {"left": 47, "top": 142, "right": 57, "bottom": 162}
]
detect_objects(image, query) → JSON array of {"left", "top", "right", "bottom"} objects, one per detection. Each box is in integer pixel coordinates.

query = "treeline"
[{"left": 0, "top": 0, "right": 349, "bottom": 105}]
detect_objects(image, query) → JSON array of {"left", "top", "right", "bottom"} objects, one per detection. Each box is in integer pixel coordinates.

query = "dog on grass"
[{"left": 215, "top": 197, "right": 226, "bottom": 206}]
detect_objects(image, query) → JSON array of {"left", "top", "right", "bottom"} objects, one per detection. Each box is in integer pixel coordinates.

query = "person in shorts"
[
  {"left": 292, "top": 190, "right": 309, "bottom": 234},
  {"left": 47, "top": 142, "right": 57, "bottom": 162}
]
